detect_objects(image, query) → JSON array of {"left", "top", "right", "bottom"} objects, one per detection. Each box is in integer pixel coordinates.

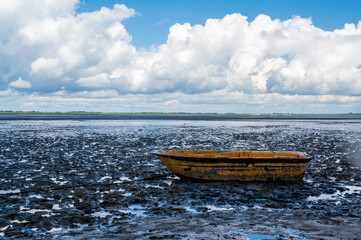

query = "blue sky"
[
  {"left": 1, "top": 0, "right": 361, "bottom": 113},
  {"left": 78, "top": 0, "right": 361, "bottom": 49}
]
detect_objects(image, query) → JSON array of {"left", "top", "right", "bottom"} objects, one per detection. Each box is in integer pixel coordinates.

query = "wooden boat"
[{"left": 153, "top": 150, "right": 312, "bottom": 181}]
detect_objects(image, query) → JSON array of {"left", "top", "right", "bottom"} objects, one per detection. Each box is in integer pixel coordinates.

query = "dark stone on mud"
[
  {"left": 196, "top": 206, "right": 208, "bottom": 212},
  {"left": 0, "top": 218, "right": 7, "bottom": 228},
  {"left": 129, "top": 197, "right": 147, "bottom": 205},
  {"left": 40, "top": 219, "right": 53, "bottom": 230},
  {"left": 26, "top": 213, "right": 43, "bottom": 222}
]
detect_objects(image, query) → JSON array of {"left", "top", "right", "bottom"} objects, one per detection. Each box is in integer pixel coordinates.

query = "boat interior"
[{"left": 157, "top": 150, "right": 309, "bottom": 159}]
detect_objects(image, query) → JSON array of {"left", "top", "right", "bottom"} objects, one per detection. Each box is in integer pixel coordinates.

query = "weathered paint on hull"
[{"left": 153, "top": 150, "right": 312, "bottom": 181}]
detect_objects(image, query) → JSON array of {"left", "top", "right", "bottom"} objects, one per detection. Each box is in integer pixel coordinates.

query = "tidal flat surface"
[{"left": 0, "top": 119, "right": 360, "bottom": 239}]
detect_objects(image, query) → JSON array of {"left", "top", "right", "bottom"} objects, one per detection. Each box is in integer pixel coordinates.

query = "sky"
[{"left": 1, "top": 0, "right": 361, "bottom": 113}]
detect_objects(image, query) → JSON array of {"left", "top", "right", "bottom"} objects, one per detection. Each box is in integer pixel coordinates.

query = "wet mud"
[{"left": 0, "top": 119, "right": 360, "bottom": 239}]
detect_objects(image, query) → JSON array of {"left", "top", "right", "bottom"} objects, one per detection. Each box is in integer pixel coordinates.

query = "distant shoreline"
[{"left": 0, "top": 112, "right": 361, "bottom": 121}]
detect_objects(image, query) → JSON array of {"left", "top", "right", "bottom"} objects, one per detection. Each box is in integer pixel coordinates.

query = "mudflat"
[{"left": 0, "top": 118, "right": 360, "bottom": 239}]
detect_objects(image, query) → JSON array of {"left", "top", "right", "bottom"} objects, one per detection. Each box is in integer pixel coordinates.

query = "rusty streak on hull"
[{"left": 153, "top": 150, "right": 312, "bottom": 181}]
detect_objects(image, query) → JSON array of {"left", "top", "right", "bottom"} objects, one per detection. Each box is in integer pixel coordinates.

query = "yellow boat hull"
[{"left": 153, "top": 150, "right": 312, "bottom": 181}]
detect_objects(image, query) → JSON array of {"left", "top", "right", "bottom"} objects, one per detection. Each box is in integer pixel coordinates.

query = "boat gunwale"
[{"left": 152, "top": 151, "right": 313, "bottom": 164}]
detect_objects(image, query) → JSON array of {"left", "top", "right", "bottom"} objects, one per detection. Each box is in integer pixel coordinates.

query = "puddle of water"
[
  {"left": 52, "top": 204, "right": 61, "bottom": 210},
  {"left": 129, "top": 205, "right": 146, "bottom": 216},
  {"left": 20, "top": 207, "right": 52, "bottom": 214},
  {"left": 75, "top": 223, "right": 88, "bottom": 228},
  {"left": 0, "top": 226, "right": 9, "bottom": 231},
  {"left": 49, "top": 227, "right": 65, "bottom": 233},
  {"left": 100, "top": 176, "right": 112, "bottom": 181},
  {"left": 42, "top": 213, "right": 60, "bottom": 217},
  {"left": 120, "top": 177, "right": 131, "bottom": 181},
  {"left": 113, "top": 177, "right": 131, "bottom": 184},
  {"left": 307, "top": 185, "right": 361, "bottom": 202},
  {"left": 92, "top": 211, "right": 112, "bottom": 218},
  {"left": 185, "top": 205, "right": 236, "bottom": 213},
  {"left": 307, "top": 193, "right": 338, "bottom": 202},
  {"left": 29, "top": 194, "right": 43, "bottom": 199},
  {"left": 0, "top": 225, "right": 10, "bottom": 237},
  {"left": 145, "top": 184, "right": 164, "bottom": 189},
  {"left": 233, "top": 231, "right": 278, "bottom": 240},
  {"left": 162, "top": 180, "right": 172, "bottom": 186},
  {"left": 185, "top": 206, "right": 199, "bottom": 214},
  {"left": 11, "top": 220, "right": 29, "bottom": 224},
  {"left": 0, "top": 189, "right": 21, "bottom": 194},
  {"left": 119, "top": 210, "right": 131, "bottom": 214},
  {"left": 119, "top": 205, "right": 146, "bottom": 216},
  {"left": 206, "top": 205, "right": 234, "bottom": 211},
  {"left": 345, "top": 185, "right": 361, "bottom": 192},
  {"left": 33, "top": 167, "right": 44, "bottom": 172}
]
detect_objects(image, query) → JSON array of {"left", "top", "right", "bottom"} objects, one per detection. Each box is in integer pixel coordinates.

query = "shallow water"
[{"left": 0, "top": 119, "right": 360, "bottom": 239}]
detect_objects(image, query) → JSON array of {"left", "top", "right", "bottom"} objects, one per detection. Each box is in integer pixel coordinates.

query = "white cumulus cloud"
[
  {"left": 0, "top": 0, "right": 361, "bottom": 112},
  {"left": 9, "top": 77, "right": 31, "bottom": 88},
  {"left": 92, "top": 13, "right": 361, "bottom": 96},
  {"left": 1, "top": 0, "right": 135, "bottom": 93}
]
